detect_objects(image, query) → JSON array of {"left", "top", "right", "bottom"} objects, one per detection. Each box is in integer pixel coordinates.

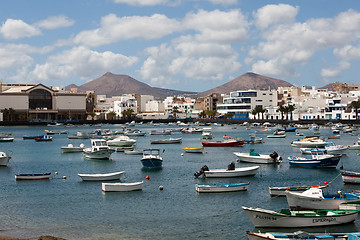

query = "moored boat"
[
  {"left": 242, "top": 206, "right": 358, "bottom": 228},
  {"left": 246, "top": 231, "right": 360, "bottom": 240},
  {"left": 102, "top": 181, "right": 143, "bottom": 192},
  {"left": 35, "top": 135, "right": 53, "bottom": 142},
  {"left": 233, "top": 150, "right": 282, "bottom": 164},
  {"left": 141, "top": 148, "right": 163, "bottom": 168},
  {"left": 0, "top": 151, "right": 12, "bottom": 166},
  {"left": 150, "top": 137, "right": 182, "bottom": 144},
  {"left": 341, "top": 170, "right": 360, "bottom": 184},
  {"left": 83, "top": 139, "right": 113, "bottom": 160},
  {"left": 149, "top": 130, "right": 171, "bottom": 135},
  {"left": 194, "top": 164, "right": 259, "bottom": 178},
  {"left": 286, "top": 187, "right": 360, "bottom": 210},
  {"left": 269, "top": 184, "right": 327, "bottom": 196},
  {"left": 267, "top": 134, "right": 286, "bottom": 138},
  {"left": 291, "top": 137, "right": 326, "bottom": 148},
  {"left": 78, "top": 171, "right": 125, "bottom": 181},
  {"left": 61, "top": 143, "right": 85, "bottom": 153},
  {"left": 23, "top": 135, "right": 44, "bottom": 140},
  {"left": 195, "top": 182, "right": 249, "bottom": 193},
  {"left": 0, "top": 137, "right": 14, "bottom": 142},
  {"left": 124, "top": 149, "right": 143, "bottom": 155},
  {"left": 183, "top": 147, "right": 204, "bottom": 153},
  {"left": 288, "top": 151, "right": 341, "bottom": 168},
  {"left": 15, "top": 172, "right": 51, "bottom": 180},
  {"left": 68, "top": 131, "right": 89, "bottom": 139},
  {"left": 202, "top": 135, "right": 244, "bottom": 147},
  {"left": 107, "top": 135, "right": 136, "bottom": 147}
]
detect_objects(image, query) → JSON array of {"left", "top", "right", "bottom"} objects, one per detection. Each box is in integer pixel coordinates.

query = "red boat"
[{"left": 202, "top": 135, "right": 245, "bottom": 147}]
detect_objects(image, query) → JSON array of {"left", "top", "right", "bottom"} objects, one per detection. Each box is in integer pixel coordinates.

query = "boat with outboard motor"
[
  {"left": 194, "top": 162, "right": 259, "bottom": 178},
  {"left": 234, "top": 149, "right": 282, "bottom": 164},
  {"left": 83, "top": 139, "right": 113, "bottom": 160}
]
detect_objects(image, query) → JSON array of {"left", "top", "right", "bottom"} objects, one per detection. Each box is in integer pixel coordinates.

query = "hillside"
[
  {"left": 199, "top": 72, "right": 293, "bottom": 96},
  {"left": 70, "top": 72, "right": 196, "bottom": 99}
]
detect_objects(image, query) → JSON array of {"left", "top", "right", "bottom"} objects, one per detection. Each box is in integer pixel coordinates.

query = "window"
[{"left": 29, "top": 89, "right": 52, "bottom": 110}]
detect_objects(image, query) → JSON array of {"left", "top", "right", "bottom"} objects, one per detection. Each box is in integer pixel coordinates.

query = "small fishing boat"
[
  {"left": 288, "top": 151, "right": 341, "bottom": 168},
  {"left": 194, "top": 164, "right": 259, "bottom": 178},
  {"left": 339, "top": 201, "right": 360, "bottom": 211},
  {"left": 182, "top": 127, "right": 203, "bottom": 134},
  {"left": 102, "top": 181, "right": 143, "bottom": 192},
  {"left": 124, "top": 149, "right": 143, "bottom": 155},
  {"left": 78, "top": 171, "right": 125, "bottom": 181},
  {"left": 125, "top": 130, "right": 146, "bottom": 136},
  {"left": 267, "top": 134, "right": 286, "bottom": 138},
  {"left": 0, "top": 137, "right": 14, "bottom": 142},
  {"left": 195, "top": 182, "right": 249, "bottom": 193},
  {"left": 61, "top": 143, "right": 85, "bottom": 153},
  {"left": 15, "top": 172, "right": 51, "bottom": 180},
  {"left": 348, "top": 139, "right": 360, "bottom": 150},
  {"left": 183, "top": 147, "right": 204, "bottom": 153},
  {"left": 269, "top": 184, "right": 327, "bottom": 196},
  {"left": 341, "top": 170, "right": 360, "bottom": 184},
  {"left": 202, "top": 135, "right": 245, "bottom": 147},
  {"left": 246, "top": 231, "right": 360, "bottom": 240},
  {"left": 244, "top": 134, "right": 263, "bottom": 144},
  {"left": 68, "top": 131, "right": 89, "bottom": 139},
  {"left": 150, "top": 137, "right": 182, "bottom": 144},
  {"left": 255, "top": 128, "right": 273, "bottom": 134},
  {"left": 0, "top": 133, "right": 12, "bottom": 138},
  {"left": 45, "top": 130, "right": 68, "bottom": 135},
  {"left": 0, "top": 151, "right": 12, "bottom": 166},
  {"left": 23, "top": 135, "right": 44, "bottom": 140},
  {"left": 286, "top": 187, "right": 360, "bottom": 210},
  {"left": 141, "top": 148, "right": 163, "bottom": 168},
  {"left": 233, "top": 150, "right": 282, "bottom": 164},
  {"left": 242, "top": 206, "right": 358, "bottom": 228},
  {"left": 35, "top": 135, "right": 53, "bottom": 142},
  {"left": 291, "top": 137, "right": 326, "bottom": 148},
  {"left": 107, "top": 135, "right": 136, "bottom": 147},
  {"left": 283, "top": 127, "right": 297, "bottom": 132},
  {"left": 328, "top": 134, "right": 341, "bottom": 139},
  {"left": 201, "top": 128, "right": 213, "bottom": 139},
  {"left": 149, "top": 130, "right": 171, "bottom": 135},
  {"left": 83, "top": 139, "right": 113, "bottom": 160}
]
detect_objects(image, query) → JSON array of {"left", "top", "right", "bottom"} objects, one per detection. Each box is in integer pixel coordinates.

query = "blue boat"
[
  {"left": 141, "top": 149, "right": 163, "bottom": 168},
  {"left": 284, "top": 127, "right": 297, "bottom": 132},
  {"left": 288, "top": 151, "right": 341, "bottom": 168},
  {"left": 23, "top": 135, "right": 44, "bottom": 140}
]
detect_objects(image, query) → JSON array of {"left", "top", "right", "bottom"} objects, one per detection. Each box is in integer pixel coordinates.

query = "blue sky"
[{"left": 0, "top": 0, "right": 360, "bottom": 93}]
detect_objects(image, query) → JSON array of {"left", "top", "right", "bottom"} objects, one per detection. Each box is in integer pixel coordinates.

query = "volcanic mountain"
[
  {"left": 69, "top": 72, "right": 196, "bottom": 99},
  {"left": 198, "top": 72, "right": 293, "bottom": 96}
]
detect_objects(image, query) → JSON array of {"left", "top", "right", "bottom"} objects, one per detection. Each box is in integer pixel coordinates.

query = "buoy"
[
  {"left": 146, "top": 175, "right": 150, "bottom": 180},
  {"left": 159, "top": 186, "right": 163, "bottom": 190},
  {"left": 62, "top": 176, "right": 67, "bottom": 179},
  {"left": 324, "top": 181, "right": 328, "bottom": 185},
  {"left": 55, "top": 172, "right": 58, "bottom": 175},
  {"left": 181, "top": 153, "right": 184, "bottom": 156}
]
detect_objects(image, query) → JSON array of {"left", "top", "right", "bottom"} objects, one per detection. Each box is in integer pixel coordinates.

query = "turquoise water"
[{"left": 0, "top": 124, "right": 359, "bottom": 239}]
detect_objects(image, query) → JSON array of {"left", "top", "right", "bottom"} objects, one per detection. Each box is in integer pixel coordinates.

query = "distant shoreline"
[{"left": 0, "top": 235, "right": 66, "bottom": 240}]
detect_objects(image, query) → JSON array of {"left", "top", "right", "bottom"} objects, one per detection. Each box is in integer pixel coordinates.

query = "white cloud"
[
  {"left": 0, "top": 19, "right": 41, "bottom": 39},
  {"left": 253, "top": 4, "right": 299, "bottom": 29},
  {"left": 74, "top": 13, "right": 181, "bottom": 47},
  {"left": 35, "top": 15, "right": 75, "bottom": 30},
  {"left": 334, "top": 44, "right": 360, "bottom": 61},
  {"left": 321, "top": 61, "right": 350, "bottom": 78},
  {"left": 29, "top": 46, "right": 138, "bottom": 82}
]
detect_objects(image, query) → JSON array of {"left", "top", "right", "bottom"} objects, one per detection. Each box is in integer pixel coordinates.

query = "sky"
[{"left": 0, "top": 0, "right": 360, "bottom": 93}]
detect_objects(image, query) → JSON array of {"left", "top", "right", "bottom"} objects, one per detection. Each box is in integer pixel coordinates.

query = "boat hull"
[
  {"left": 78, "top": 171, "right": 125, "bottom": 181},
  {"left": 202, "top": 140, "right": 245, "bottom": 147},
  {"left": 61, "top": 147, "right": 84, "bottom": 153},
  {"left": 269, "top": 185, "right": 324, "bottom": 196},
  {"left": 102, "top": 181, "right": 143, "bottom": 192},
  {"left": 0, "top": 156, "right": 11, "bottom": 166},
  {"left": 15, "top": 173, "right": 51, "bottom": 180},
  {"left": 341, "top": 171, "right": 360, "bottom": 184},
  {"left": 183, "top": 147, "right": 204, "bottom": 153},
  {"left": 234, "top": 152, "right": 280, "bottom": 164},
  {"left": 150, "top": 138, "right": 182, "bottom": 144},
  {"left": 83, "top": 149, "right": 112, "bottom": 159},
  {"left": 242, "top": 206, "right": 358, "bottom": 228},
  {"left": 288, "top": 155, "right": 340, "bottom": 168},
  {"left": 195, "top": 183, "right": 249, "bottom": 193},
  {"left": 141, "top": 158, "right": 163, "bottom": 168},
  {"left": 204, "top": 166, "right": 259, "bottom": 178}
]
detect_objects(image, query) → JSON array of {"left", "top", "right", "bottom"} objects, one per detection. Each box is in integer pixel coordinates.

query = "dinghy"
[
  {"left": 78, "top": 171, "right": 125, "bottom": 181},
  {"left": 195, "top": 182, "right": 249, "bottom": 193},
  {"left": 102, "top": 181, "right": 143, "bottom": 192}
]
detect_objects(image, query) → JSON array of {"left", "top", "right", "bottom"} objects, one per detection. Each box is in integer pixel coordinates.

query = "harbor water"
[{"left": 0, "top": 124, "right": 359, "bottom": 239}]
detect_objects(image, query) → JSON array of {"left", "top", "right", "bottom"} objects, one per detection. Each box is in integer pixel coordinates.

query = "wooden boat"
[
  {"left": 83, "top": 139, "right": 113, "bottom": 160},
  {"left": 0, "top": 151, "right": 12, "bottom": 166},
  {"left": 23, "top": 135, "right": 44, "bottom": 140},
  {"left": 269, "top": 185, "right": 327, "bottom": 196},
  {"left": 150, "top": 137, "right": 182, "bottom": 144},
  {"left": 339, "top": 201, "right": 360, "bottom": 211},
  {"left": 242, "top": 206, "right": 358, "bottom": 228},
  {"left": 246, "top": 231, "right": 360, "bottom": 240},
  {"left": 183, "top": 147, "right": 204, "bottom": 153},
  {"left": 288, "top": 151, "right": 341, "bottom": 168},
  {"left": 141, "top": 148, "right": 163, "bottom": 168},
  {"left": 0, "top": 137, "right": 14, "bottom": 142},
  {"left": 286, "top": 187, "right": 360, "bottom": 210},
  {"left": 102, "top": 181, "right": 143, "bottom": 192},
  {"left": 35, "top": 135, "right": 53, "bottom": 142},
  {"left": 107, "top": 135, "right": 136, "bottom": 147},
  {"left": 15, "top": 172, "right": 51, "bottom": 180},
  {"left": 202, "top": 135, "right": 245, "bottom": 147},
  {"left": 341, "top": 170, "right": 360, "bottom": 184},
  {"left": 233, "top": 150, "right": 282, "bottom": 164},
  {"left": 195, "top": 182, "right": 249, "bottom": 193},
  {"left": 61, "top": 143, "right": 85, "bottom": 153},
  {"left": 78, "top": 171, "right": 125, "bottom": 181},
  {"left": 194, "top": 164, "right": 259, "bottom": 178}
]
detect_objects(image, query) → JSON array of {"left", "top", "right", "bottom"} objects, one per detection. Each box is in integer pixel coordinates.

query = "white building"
[{"left": 113, "top": 94, "right": 137, "bottom": 118}]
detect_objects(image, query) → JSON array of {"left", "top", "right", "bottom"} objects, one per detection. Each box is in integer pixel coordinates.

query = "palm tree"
[
  {"left": 223, "top": 112, "right": 235, "bottom": 119},
  {"left": 8, "top": 108, "right": 15, "bottom": 121},
  {"left": 287, "top": 104, "right": 296, "bottom": 120},
  {"left": 89, "top": 112, "right": 96, "bottom": 121},
  {"left": 107, "top": 111, "right": 116, "bottom": 120},
  {"left": 206, "top": 110, "right": 218, "bottom": 119},
  {"left": 251, "top": 109, "right": 258, "bottom": 119},
  {"left": 1, "top": 108, "right": 9, "bottom": 121},
  {"left": 348, "top": 100, "right": 360, "bottom": 120},
  {"left": 198, "top": 111, "right": 207, "bottom": 119},
  {"left": 278, "top": 106, "right": 286, "bottom": 120},
  {"left": 121, "top": 108, "right": 135, "bottom": 120},
  {"left": 172, "top": 106, "right": 180, "bottom": 119}
]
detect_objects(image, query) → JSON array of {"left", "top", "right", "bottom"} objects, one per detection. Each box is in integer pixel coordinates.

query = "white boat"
[
  {"left": 107, "top": 135, "right": 136, "bottom": 147},
  {"left": 247, "top": 231, "right": 360, "bottom": 240},
  {"left": 267, "top": 134, "right": 286, "bottom": 138},
  {"left": 15, "top": 172, "right": 51, "bottom": 180},
  {"left": 124, "top": 149, "right": 143, "bottom": 155},
  {"left": 0, "top": 137, "right": 14, "bottom": 142},
  {"left": 339, "top": 201, "right": 360, "bottom": 210},
  {"left": 149, "top": 130, "right": 171, "bottom": 135},
  {"left": 234, "top": 150, "right": 282, "bottom": 164},
  {"left": 300, "top": 142, "right": 348, "bottom": 155},
  {"left": 183, "top": 147, "right": 204, "bottom": 153},
  {"left": 0, "top": 151, "right": 12, "bottom": 166},
  {"left": 78, "top": 171, "right": 125, "bottom": 181},
  {"left": 269, "top": 185, "right": 327, "bottom": 196},
  {"left": 195, "top": 182, "right": 249, "bottom": 193},
  {"left": 102, "top": 181, "right": 143, "bottom": 192},
  {"left": 83, "top": 139, "right": 113, "bottom": 160},
  {"left": 182, "top": 127, "right": 203, "bottom": 134},
  {"left": 286, "top": 187, "right": 360, "bottom": 210},
  {"left": 242, "top": 206, "right": 358, "bottom": 228},
  {"left": 194, "top": 164, "right": 259, "bottom": 178},
  {"left": 341, "top": 170, "right": 360, "bottom": 184},
  {"left": 201, "top": 128, "right": 213, "bottom": 139},
  {"left": 61, "top": 143, "right": 85, "bottom": 153},
  {"left": 150, "top": 137, "right": 182, "bottom": 144},
  {"left": 291, "top": 137, "right": 326, "bottom": 148},
  {"left": 255, "top": 128, "right": 273, "bottom": 134},
  {"left": 141, "top": 148, "right": 163, "bottom": 168},
  {"left": 349, "top": 139, "right": 360, "bottom": 150},
  {"left": 68, "top": 131, "right": 89, "bottom": 139}
]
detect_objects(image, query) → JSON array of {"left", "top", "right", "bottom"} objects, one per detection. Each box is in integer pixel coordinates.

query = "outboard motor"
[
  {"left": 227, "top": 161, "right": 235, "bottom": 170},
  {"left": 194, "top": 165, "right": 209, "bottom": 178},
  {"left": 269, "top": 152, "right": 281, "bottom": 162}
]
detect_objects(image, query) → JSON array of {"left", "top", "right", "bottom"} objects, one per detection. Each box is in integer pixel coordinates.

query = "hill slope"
[
  {"left": 199, "top": 72, "right": 293, "bottom": 96},
  {"left": 73, "top": 72, "right": 196, "bottom": 99}
]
